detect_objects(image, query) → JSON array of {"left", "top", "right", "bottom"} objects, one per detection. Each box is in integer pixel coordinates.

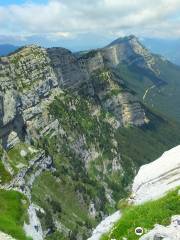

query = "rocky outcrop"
[
  {"left": 104, "top": 35, "right": 164, "bottom": 85},
  {"left": 0, "top": 45, "right": 59, "bottom": 149},
  {"left": 24, "top": 204, "right": 44, "bottom": 240},
  {"left": 4, "top": 151, "right": 52, "bottom": 198},
  {"left": 87, "top": 211, "right": 121, "bottom": 240},
  {"left": 130, "top": 145, "right": 180, "bottom": 204},
  {"left": 88, "top": 145, "right": 180, "bottom": 240},
  {"left": 88, "top": 69, "right": 147, "bottom": 127},
  {"left": 1, "top": 149, "right": 53, "bottom": 240},
  {"left": 47, "top": 47, "right": 88, "bottom": 89},
  {"left": 140, "top": 215, "right": 180, "bottom": 240},
  {"left": 0, "top": 43, "right": 148, "bottom": 150},
  {"left": 0, "top": 232, "right": 17, "bottom": 240}
]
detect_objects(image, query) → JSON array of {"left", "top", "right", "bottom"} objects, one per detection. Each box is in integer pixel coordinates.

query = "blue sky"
[
  {"left": 0, "top": 0, "right": 180, "bottom": 50},
  {"left": 0, "top": 0, "right": 48, "bottom": 5}
]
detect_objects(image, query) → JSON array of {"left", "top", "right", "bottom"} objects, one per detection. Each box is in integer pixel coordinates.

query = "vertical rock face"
[
  {"left": 0, "top": 43, "right": 148, "bottom": 149},
  {"left": 78, "top": 51, "right": 105, "bottom": 74},
  {"left": 0, "top": 45, "right": 59, "bottom": 148},
  {"left": 1, "top": 37, "right": 176, "bottom": 240},
  {"left": 103, "top": 35, "right": 164, "bottom": 85},
  {"left": 0, "top": 42, "right": 150, "bottom": 240},
  {"left": 105, "top": 35, "right": 154, "bottom": 67},
  {"left": 47, "top": 47, "right": 88, "bottom": 89},
  {"left": 24, "top": 204, "right": 44, "bottom": 240},
  {"left": 87, "top": 69, "right": 147, "bottom": 127}
]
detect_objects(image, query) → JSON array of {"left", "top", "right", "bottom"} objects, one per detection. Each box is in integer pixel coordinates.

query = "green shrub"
[
  {"left": 0, "top": 189, "right": 31, "bottom": 240},
  {"left": 102, "top": 187, "right": 180, "bottom": 240}
]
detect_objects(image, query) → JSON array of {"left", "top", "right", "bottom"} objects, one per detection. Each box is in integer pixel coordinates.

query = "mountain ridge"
[{"left": 0, "top": 36, "right": 180, "bottom": 239}]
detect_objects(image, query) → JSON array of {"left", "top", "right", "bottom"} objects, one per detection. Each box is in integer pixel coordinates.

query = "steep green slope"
[
  {"left": 102, "top": 187, "right": 180, "bottom": 240},
  {"left": 117, "top": 57, "right": 180, "bottom": 121},
  {"left": 0, "top": 41, "right": 180, "bottom": 240},
  {"left": 0, "top": 189, "right": 30, "bottom": 240},
  {"left": 30, "top": 89, "right": 180, "bottom": 239}
]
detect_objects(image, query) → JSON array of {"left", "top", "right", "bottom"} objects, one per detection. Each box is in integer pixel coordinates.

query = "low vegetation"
[
  {"left": 0, "top": 147, "right": 11, "bottom": 184},
  {"left": 0, "top": 189, "right": 31, "bottom": 240},
  {"left": 31, "top": 89, "right": 180, "bottom": 239},
  {"left": 102, "top": 187, "right": 180, "bottom": 240}
]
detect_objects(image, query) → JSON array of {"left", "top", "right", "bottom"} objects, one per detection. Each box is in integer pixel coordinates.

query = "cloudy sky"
[{"left": 0, "top": 0, "right": 180, "bottom": 50}]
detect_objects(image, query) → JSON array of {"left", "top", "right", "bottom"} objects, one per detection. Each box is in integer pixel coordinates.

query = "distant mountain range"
[
  {"left": 1, "top": 38, "right": 180, "bottom": 66},
  {"left": 0, "top": 44, "right": 19, "bottom": 56}
]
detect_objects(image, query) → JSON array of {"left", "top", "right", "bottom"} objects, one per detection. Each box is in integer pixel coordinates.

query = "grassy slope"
[
  {"left": 102, "top": 187, "right": 180, "bottom": 240},
  {"left": 7, "top": 143, "right": 38, "bottom": 174},
  {"left": 117, "top": 59, "right": 180, "bottom": 121},
  {"left": 0, "top": 147, "right": 12, "bottom": 184},
  {"left": 1, "top": 67, "right": 180, "bottom": 239},
  {"left": 0, "top": 189, "right": 31, "bottom": 240},
  {"left": 148, "top": 59, "right": 180, "bottom": 120}
]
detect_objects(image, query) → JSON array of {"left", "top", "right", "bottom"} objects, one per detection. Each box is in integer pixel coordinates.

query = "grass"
[
  {"left": 32, "top": 76, "right": 180, "bottom": 239},
  {"left": 0, "top": 189, "right": 31, "bottom": 240},
  {"left": 102, "top": 187, "right": 180, "bottom": 240},
  {"left": 0, "top": 161, "right": 12, "bottom": 184},
  {"left": 117, "top": 58, "right": 180, "bottom": 122},
  {"left": 32, "top": 171, "right": 96, "bottom": 239},
  {"left": 0, "top": 147, "right": 12, "bottom": 184},
  {"left": 31, "top": 90, "right": 180, "bottom": 240},
  {"left": 7, "top": 143, "right": 38, "bottom": 174}
]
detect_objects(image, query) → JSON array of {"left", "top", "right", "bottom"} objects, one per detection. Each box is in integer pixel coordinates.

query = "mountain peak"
[{"left": 107, "top": 34, "right": 138, "bottom": 47}]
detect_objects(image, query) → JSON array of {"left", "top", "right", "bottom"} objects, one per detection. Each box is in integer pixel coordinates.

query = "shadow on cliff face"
[{"left": 0, "top": 111, "right": 26, "bottom": 150}]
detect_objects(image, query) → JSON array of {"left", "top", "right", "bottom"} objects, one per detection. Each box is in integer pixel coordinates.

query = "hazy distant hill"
[{"left": 0, "top": 44, "right": 19, "bottom": 56}]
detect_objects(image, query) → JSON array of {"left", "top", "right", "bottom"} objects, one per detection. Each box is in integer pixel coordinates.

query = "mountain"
[
  {"left": 0, "top": 36, "right": 180, "bottom": 240},
  {"left": 142, "top": 38, "right": 180, "bottom": 66},
  {"left": 0, "top": 44, "right": 19, "bottom": 56},
  {"left": 107, "top": 36, "right": 180, "bottom": 121},
  {"left": 79, "top": 35, "right": 180, "bottom": 121},
  {"left": 101, "top": 145, "right": 180, "bottom": 240}
]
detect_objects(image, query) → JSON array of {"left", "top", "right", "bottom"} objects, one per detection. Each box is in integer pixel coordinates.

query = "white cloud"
[{"left": 0, "top": 0, "right": 180, "bottom": 43}]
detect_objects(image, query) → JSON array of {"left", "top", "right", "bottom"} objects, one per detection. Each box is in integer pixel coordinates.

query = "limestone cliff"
[
  {"left": 0, "top": 44, "right": 147, "bottom": 150},
  {"left": 0, "top": 43, "right": 148, "bottom": 240},
  {"left": 105, "top": 35, "right": 164, "bottom": 85},
  {"left": 0, "top": 38, "right": 180, "bottom": 240},
  {"left": 130, "top": 145, "right": 180, "bottom": 205}
]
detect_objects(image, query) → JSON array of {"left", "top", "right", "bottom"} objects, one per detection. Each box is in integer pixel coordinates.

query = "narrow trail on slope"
[{"left": 143, "top": 85, "right": 156, "bottom": 102}]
